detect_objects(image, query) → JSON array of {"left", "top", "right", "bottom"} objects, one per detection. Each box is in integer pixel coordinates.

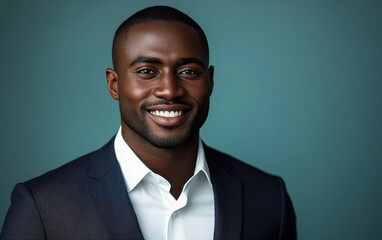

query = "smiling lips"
[
  {"left": 146, "top": 104, "right": 190, "bottom": 127},
  {"left": 150, "top": 110, "right": 182, "bottom": 118}
]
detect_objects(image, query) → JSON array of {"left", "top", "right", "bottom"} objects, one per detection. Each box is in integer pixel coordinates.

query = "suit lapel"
[
  {"left": 87, "top": 138, "right": 144, "bottom": 239},
  {"left": 205, "top": 145, "right": 243, "bottom": 240},
  {"left": 84, "top": 140, "right": 243, "bottom": 239}
]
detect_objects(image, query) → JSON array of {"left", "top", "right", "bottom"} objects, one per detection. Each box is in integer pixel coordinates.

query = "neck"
[{"left": 121, "top": 126, "right": 199, "bottom": 199}]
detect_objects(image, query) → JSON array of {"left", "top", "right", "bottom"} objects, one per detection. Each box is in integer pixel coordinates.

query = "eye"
[
  {"left": 135, "top": 68, "right": 158, "bottom": 79},
  {"left": 178, "top": 69, "right": 200, "bottom": 79}
]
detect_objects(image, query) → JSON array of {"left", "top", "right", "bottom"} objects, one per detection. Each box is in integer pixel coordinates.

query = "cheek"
[
  {"left": 120, "top": 81, "right": 152, "bottom": 104},
  {"left": 187, "top": 83, "right": 211, "bottom": 105}
]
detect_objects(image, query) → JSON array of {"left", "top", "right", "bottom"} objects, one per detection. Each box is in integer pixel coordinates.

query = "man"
[{"left": 1, "top": 5, "right": 296, "bottom": 240}]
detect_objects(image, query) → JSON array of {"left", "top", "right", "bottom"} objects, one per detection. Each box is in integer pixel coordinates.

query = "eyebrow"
[
  {"left": 129, "top": 57, "right": 163, "bottom": 66},
  {"left": 129, "top": 56, "right": 207, "bottom": 69},
  {"left": 176, "top": 58, "right": 207, "bottom": 69}
]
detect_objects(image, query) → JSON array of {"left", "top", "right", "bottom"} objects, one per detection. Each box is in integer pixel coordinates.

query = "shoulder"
[
  {"left": 24, "top": 137, "right": 116, "bottom": 192},
  {"left": 204, "top": 144, "right": 297, "bottom": 239},
  {"left": 204, "top": 144, "right": 282, "bottom": 182},
  {"left": 204, "top": 144, "right": 289, "bottom": 199}
]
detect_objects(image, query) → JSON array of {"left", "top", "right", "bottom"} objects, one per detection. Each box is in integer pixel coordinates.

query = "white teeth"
[{"left": 150, "top": 110, "right": 182, "bottom": 118}]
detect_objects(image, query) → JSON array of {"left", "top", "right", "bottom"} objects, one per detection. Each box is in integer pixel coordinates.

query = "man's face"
[{"left": 107, "top": 21, "right": 213, "bottom": 149}]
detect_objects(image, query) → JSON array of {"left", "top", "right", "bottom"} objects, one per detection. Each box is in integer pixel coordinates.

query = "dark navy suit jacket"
[{"left": 1, "top": 137, "right": 297, "bottom": 239}]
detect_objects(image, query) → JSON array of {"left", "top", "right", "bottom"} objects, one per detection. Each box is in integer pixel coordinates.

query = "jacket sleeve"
[
  {"left": 279, "top": 179, "right": 297, "bottom": 240},
  {"left": 1, "top": 183, "right": 45, "bottom": 239}
]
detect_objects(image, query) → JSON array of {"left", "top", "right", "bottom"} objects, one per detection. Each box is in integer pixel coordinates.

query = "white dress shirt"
[{"left": 114, "top": 127, "right": 215, "bottom": 240}]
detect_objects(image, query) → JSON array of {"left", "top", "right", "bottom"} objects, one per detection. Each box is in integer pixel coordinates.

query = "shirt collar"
[{"left": 114, "top": 127, "right": 212, "bottom": 193}]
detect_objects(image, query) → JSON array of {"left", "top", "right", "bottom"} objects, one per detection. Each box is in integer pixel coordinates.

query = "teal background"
[{"left": 1, "top": 0, "right": 381, "bottom": 239}]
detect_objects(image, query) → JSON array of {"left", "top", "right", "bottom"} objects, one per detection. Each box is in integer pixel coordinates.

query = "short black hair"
[{"left": 112, "top": 5, "right": 209, "bottom": 70}]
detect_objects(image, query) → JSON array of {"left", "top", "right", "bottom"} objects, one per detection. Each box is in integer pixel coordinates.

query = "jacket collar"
[
  {"left": 204, "top": 144, "right": 244, "bottom": 240},
  {"left": 87, "top": 137, "right": 145, "bottom": 239},
  {"left": 85, "top": 138, "right": 243, "bottom": 240}
]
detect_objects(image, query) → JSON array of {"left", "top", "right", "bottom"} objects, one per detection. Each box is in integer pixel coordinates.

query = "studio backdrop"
[{"left": 1, "top": 0, "right": 381, "bottom": 239}]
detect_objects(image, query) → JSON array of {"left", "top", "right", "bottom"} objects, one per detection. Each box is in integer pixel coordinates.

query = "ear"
[
  {"left": 106, "top": 68, "right": 119, "bottom": 100},
  {"left": 208, "top": 65, "right": 214, "bottom": 96}
]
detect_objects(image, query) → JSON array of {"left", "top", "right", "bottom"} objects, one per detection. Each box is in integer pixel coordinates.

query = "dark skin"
[{"left": 106, "top": 21, "right": 214, "bottom": 199}]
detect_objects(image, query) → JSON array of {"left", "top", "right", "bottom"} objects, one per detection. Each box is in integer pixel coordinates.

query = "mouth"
[
  {"left": 146, "top": 104, "right": 191, "bottom": 127},
  {"left": 149, "top": 110, "right": 183, "bottom": 118}
]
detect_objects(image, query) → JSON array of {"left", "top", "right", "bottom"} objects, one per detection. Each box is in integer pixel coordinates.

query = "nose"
[{"left": 153, "top": 71, "right": 186, "bottom": 100}]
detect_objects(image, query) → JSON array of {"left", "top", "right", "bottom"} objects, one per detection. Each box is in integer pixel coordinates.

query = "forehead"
[{"left": 120, "top": 21, "right": 208, "bottom": 65}]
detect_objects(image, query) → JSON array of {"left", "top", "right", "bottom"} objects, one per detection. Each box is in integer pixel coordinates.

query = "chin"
[
  {"left": 145, "top": 129, "right": 197, "bottom": 149},
  {"left": 147, "top": 137, "right": 188, "bottom": 149}
]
